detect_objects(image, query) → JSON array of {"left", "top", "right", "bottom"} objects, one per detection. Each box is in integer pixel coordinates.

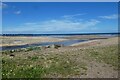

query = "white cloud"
[
  {"left": 62, "top": 13, "right": 86, "bottom": 19},
  {"left": 24, "top": 22, "right": 37, "bottom": 25},
  {"left": 14, "top": 10, "right": 21, "bottom": 14},
  {"left": 4, "top": 17, "right": 100, "bottom": 33},
  {"left": 99, "top": 14, "right": 118, "bottom": 19}
]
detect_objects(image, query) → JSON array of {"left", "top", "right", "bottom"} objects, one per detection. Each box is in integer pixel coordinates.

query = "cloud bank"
[
  {"left": 3, "top": 13, "right": 118, "bottom": 34},
  {"left": 99, "top": 14, "right": 118, "bottom": 19},
  {"left": 3, "top": 16, "right": 100, "bottom": 33}
]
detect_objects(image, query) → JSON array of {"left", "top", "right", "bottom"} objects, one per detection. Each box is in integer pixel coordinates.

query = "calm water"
[
  {"left": 1, "top": 39, "right": 89, "bottom": 51},
  {"left": 1, "top": 33, "right": 118, "bottom": 37}
]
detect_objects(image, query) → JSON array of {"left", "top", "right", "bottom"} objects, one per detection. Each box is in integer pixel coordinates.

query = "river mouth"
[
  {"left": 1, "top": 39, "right": 89, "bottom": 51},
  {"left": 1, "top": 37, "right": 109, "bottom": 51}
]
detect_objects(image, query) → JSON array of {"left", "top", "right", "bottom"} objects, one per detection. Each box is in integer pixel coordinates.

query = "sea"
[{"left": 1, "top": 33, "right": 119, "bottom": 37}]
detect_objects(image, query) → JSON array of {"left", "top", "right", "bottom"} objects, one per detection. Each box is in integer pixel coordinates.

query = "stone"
[
  {"left": 10, "top": 54, "right": 15, "bottom": 57},
  {"left": 50, "top": 44, "right": 64, "bottom": 49}
]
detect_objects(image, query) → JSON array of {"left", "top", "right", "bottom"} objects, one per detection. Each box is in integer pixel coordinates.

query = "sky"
[{"left": 1, "top": 2, "right": 118, "bottom": 34}]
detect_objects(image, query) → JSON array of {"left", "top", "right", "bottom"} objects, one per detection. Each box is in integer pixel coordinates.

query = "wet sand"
[
  {"left": 70, "top": 37, "right": 118, "bottom": 47},
  {"left": 0, "top": 36, "right": 67, "bottom": 47},
  {"left": 0, "top": 35, "right": 114, "bottom": 47}
]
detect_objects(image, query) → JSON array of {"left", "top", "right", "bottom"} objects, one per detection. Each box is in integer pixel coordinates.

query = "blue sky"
[{"left": 1, "top": 2, "right": 118, "bottom": 34}]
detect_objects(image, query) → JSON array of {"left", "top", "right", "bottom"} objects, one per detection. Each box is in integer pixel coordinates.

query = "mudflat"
[
  {"left": 1, "top": 36, "right": 67, "bottom": 47},
  {"left": 0, "top": 35, "right": 112, "bottom": 47}
]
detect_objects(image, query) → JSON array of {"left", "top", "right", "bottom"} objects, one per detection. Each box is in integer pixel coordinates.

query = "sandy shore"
[
  {"left": 0, "top": 36, "right": 67, "bottom": 47},
  {"left": 0, "top": 35, "right": 117, "bottom": 47},
  {"left": 70, "top": 37, "right": 118, "bottom": 47},
  {"left": 62, "top": 35, "right": 112, "bottom": 40},
  {"left": 70, "top": 40, "right": 99, "bottom": 46}
]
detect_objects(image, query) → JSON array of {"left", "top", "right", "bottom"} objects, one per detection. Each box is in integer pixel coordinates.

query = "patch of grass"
[
  {"left": 2, "top": 51, "right": 87, "bottom": 78},
  {"left": 42, "top": 54, "right": 87, "bottom": 77},
  {"left": 2, "top": 43, "right": 118, "bottom": 78},
  {"left": 2, "top": 50, "right": 12, "bottom": 55},
  {"left": 88, "top": 45, "right": 118, "bottom": 69},
  {"left": 2, "top": 61, "right": 46, "bottom": 78},
  {"left": 16, "top": 66, "right": 47, "bottom": 78},
  {"left": 28, "top": 56, "right": 39, "bottom": 61},
  {"left": 47, "top": 60, "right": 77, "bottom": 77},
  {"left": 2, "top": 46, "right": 41, "bottom": 55},
  {"left": 25, "top": 46, "right": 41, "bottom": 51}
]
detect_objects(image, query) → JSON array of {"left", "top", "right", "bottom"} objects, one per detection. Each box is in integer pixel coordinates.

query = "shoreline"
[
  {"left": 0, "top": 36, "right": 118, "bottom": 50},
  {"left": 70, "top": 37, "right": 118, "bottom": 47},
  {"left": 70, "top": 40, "right": 99, "bottom": 46},
  {"left": 0, "top": 36, "right": 67, "bottom": 47}
]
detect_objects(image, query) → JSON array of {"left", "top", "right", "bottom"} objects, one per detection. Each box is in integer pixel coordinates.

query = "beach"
[
  {"left": 70, "top": 37, "right": 118, "bottom": 47},
  {"left": 1, "top": 35, "right": 114, "bottom": 47}
]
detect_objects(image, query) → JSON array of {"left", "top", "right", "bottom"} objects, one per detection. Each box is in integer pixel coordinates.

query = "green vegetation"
[
  {"left": 2, "top": 53, "right": 87, "bottom": 78},
  {"left": 2, "top": 44, "right": 118, "bottom": 78},
  {"left": 87, "top": 45, "right": 118, "bottom": 69},
  {"left": 2, "top": 46, "right": 41, "bottom": 55},
  {"left": 28, "top": 56, "right": 39, "bottom": 61}
]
